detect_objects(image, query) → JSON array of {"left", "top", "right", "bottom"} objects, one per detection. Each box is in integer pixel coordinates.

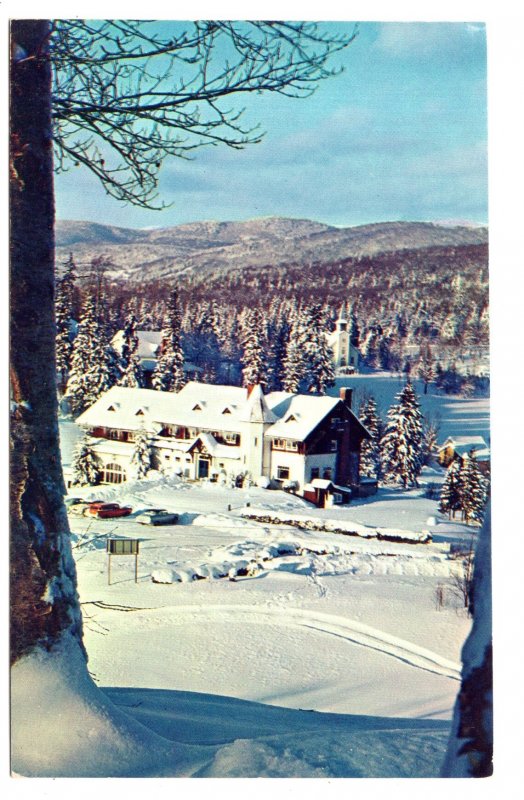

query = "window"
[
  {"left": 273, "top": 438, "right": 298, "bottom": 451},
  {"left": 108, "top": 429, "right": 119, "bottom": 440},
  {"left": 102, "top": 462, "right": 126, "bottom": 484},
  {"left": 107, "top": 405, "right": 116, "bottom": 412},
  {"left": 277, "top": 466, "right": 290, "bottom": 480},
  {"left": 285, "top": 414, "right": 297, "bottom": 423},
  {"left": 135, "top": 409, "right": 144, "bottom": 416},
  {"left": 222, "top": 407, "right": 232, "bottom": 415},
  {"left": 330, "top": 440, "right": 338, "bottom": 452},
  {"left": 310, "top": 467, "right": 320, "bottom": 480},
  {"left": 164, "top": 454, "right": 171, "bottom": 460},
  {"left": 323, "top": 467, "right": 332, "bottom": 480},
  {"left": 192, "top": 404, "right": 202, "bottom": 411}
]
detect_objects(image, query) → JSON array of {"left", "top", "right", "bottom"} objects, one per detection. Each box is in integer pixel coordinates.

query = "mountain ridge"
[{"left": 55, "top": 217, "right": 488, "bottom": 283}]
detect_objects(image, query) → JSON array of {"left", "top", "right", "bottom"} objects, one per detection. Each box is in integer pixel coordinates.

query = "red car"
[{"left": 87, "top": 502, "right": 133, "bottom": 519}]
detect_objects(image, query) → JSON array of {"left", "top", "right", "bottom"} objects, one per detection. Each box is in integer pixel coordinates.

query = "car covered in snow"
[
  {"left": 135, "top": 508, "right": 179, "bottom": 526},
  {"left": 68, "top": 500, "right": 100, "bottom": 516},
  {"left": 87, "top": 502, "right": 133, "bottom": 519}
]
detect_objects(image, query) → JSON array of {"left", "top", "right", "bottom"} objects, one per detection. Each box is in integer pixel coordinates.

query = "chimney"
[{"left": 339, "top": 387, "right": 353, "bottom": 409}]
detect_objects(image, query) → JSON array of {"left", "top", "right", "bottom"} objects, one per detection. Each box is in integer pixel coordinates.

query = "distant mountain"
[{"left": 55, "top": 217, "right": 489, "bottom": 283}]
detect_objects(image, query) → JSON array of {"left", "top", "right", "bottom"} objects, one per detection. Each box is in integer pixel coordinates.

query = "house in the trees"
[
  {"left": 75, "top": 382, "right": 371, "bottom": 503},
  {"left": 111, "top": 330, "right": 202, "bottom": 386},
  {"left": 438, "top": 435, "right": 491, "bottom": 475},
  {"left": 327, "top": 304, "right": 360, "bottom": 373}
]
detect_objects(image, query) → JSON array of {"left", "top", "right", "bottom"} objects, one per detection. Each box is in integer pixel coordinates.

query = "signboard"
[
  {"left": 107, "top": 538, "right": 139, "bottom": 555},
  {"left": 106, "top": 538, "right": 140, "bottom": 584}
]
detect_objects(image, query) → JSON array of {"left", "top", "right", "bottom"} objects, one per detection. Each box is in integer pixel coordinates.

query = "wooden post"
[
  {"left": 135, "top": 552, "right": 138, "bottom": 583},
  {"left": 108, "top": 554, "right": 111, "bottom": 585}
]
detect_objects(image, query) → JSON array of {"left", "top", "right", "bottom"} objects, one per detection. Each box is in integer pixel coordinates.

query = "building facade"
[{"left": 76, "top": 382, "right": 370, "bottom": 497}]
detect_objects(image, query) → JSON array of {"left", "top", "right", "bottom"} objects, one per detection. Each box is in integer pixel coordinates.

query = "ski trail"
[{"left": 152, "top": 604, "right": 462, "bottom": 681}]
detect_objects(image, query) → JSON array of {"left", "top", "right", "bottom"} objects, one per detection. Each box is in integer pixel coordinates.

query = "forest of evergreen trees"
[{"left": 55, "top": 241, "right": 489, "bottom": 411}]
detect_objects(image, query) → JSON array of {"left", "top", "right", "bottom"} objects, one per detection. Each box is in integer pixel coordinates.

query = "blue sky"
[{"left": 54, "top": 21, "right": 487, "bottom": 229}]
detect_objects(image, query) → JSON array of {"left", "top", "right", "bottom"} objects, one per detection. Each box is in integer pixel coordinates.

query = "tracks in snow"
[{"left": 161, "top": 604, "right": 462, "bottom": 681}]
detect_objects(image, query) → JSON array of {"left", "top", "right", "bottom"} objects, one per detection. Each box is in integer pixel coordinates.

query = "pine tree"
[
  {"left": 266, "top": 320, "right": 290, "bottom": 391},
  {"left": 302, "top": 304, "right": 335, "bottom": 394},
  {"left": 380, "top": 381, "right": 424, "bottom": 488},
  {"left": 118, "top": 313, "right": 145, "bottom": 388},
  {"left": 65, "top": 294, "right": 119, "bottom": 416},
  {"left": 439, "top": 458, "right": 463, "bottom": 519},
  {"left": 417, "top": 342, "right": 435, "bottom": 394},
  {"left": 152, "top": 289, "right": 186, "bottom": 392},
  {"left": 240, "top": 307, "right": 267, "bottom": 387},
  {"left": 71, "top": 434, "right": 101, "bottom": 486},
  {"left": 460, "top": 452, "right": 487, "bottom": 525},
  {"left": 130, "top": 427, "right": 153, "bottom": 479},
  {"left": 358, "top": 396, "right": 383, "bottom": 479},
  {"left": 347, "top": 303, "right": 360, "bottom": 348},
  {"left": 282, "top": 332, "right": 304, "bottom": 393},
  {"left": 55, "top": 253, "right": 77, "bottom": 394}
]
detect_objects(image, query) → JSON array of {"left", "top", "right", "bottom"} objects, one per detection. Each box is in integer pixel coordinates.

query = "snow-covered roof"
[
  {"left": 76, "top": 387, "right": 167, "bottom": 432},
  {"left": 189, "top": 433, "right": 242, "bottom": 460},
  {"left": 239, "top": 385, "right": 278, "bottom": 424},
  {"left": 461, "top": 447, "right": 491, "bottom": 462},
  {"left": 264, "top": 393, "right": 340, "bottom": 441},
  {"left": 112, "top": 330, "right": 162, "bottom": 359},
  {"left": 78, "top": 382, "right": 365, "bottom": 445},
  {"left": 439, "top": 435, "right": 487, "bottom": 450}
]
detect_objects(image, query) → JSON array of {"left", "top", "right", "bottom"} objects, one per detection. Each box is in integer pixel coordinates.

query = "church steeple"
[{"left": 336, "top": 302, "right": 348, "bottom": 332}]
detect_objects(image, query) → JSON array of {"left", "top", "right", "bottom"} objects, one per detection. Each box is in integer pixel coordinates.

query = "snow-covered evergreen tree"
[
  {"left": 152, "top": 289, "right": 185, "bottom": 392},
  {"left": 66, "top": 294, "right": 118, "bottom": 417},
  {"left": 460, "top": 452, "right": 488, "bottom": 525},
  {"left": 302, "top": 304, "right": 335, "bottom": 394},
  {"left": 380, "top": 381, "right": 424, "bottom": 488},
  {"left": 55, "top": 253, "right": 77, "bottom": 393},
  {"left": 347, "top": 302, "right": 360, "bottom": 348},
  {"left": 358, "top": 396, "right": 382, "bottom": 479},
  {"left": 130, "top": 426, "right": 153, "bottom": 480},
  {"left": 439, "top": 458, "right": 463, "bottom": 518},
  {"left": 240, "top": 308, "right": 267, "bottom": 387},
  {"left": 71, "top": 434, "right": 101, "bottom": 486},
  {"left": 266, "top": 320, "right": 290, "bottom": 391},
  {"left": 417, "top": 342, "right": 435, "bottom": 394},
  {"left": 118, "top": 313, "right": 145, "bottom": 388},
  {"left": 282, "top": 331, "right": 304, "bottom": 393}
]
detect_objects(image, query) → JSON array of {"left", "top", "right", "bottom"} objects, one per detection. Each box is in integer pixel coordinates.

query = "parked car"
[
  {"left": 135, "top": 508, "right": 179, "bottom": 526},
  {"left": 65, "top": 496, "right": 83, "bottom": 507},
  {"left": 88, "top": 502, "right": 133, "bottom": 519},
  {"left": 68, "top": 501, "right": 93, "bottom": 516}
]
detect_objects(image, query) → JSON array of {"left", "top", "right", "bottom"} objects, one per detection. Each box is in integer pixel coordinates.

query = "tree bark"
[{"left": 10, "top": 20, "right": 84, "bottom": 664}]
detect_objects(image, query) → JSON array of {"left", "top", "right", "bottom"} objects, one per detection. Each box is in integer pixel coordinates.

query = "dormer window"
[
  {"left": 222, "top": 407, "right": 232, "bottom": 415},
  {"left": 285, "top": 414, "right": 297, "bottom": 423},
  {"left": 192, "top": 403, "right": 202, "bottom": 411},
  {"left": 107, "top": 404, "right": 117, "bottom": 412},
  {"left": 135, "top": 409, "right": 145, "bottom": 416}
]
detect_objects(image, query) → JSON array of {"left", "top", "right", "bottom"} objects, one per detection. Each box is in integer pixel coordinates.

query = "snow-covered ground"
[{"left": 11, "top": 378, "right": 491, "bottom": 779}]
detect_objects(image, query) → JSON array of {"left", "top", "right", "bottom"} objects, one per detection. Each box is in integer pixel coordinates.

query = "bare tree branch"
[{"left": 50, "top": 20, "right": 357, "bottom": 207}]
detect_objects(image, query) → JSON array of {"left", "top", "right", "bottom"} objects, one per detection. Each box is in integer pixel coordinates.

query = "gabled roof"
[
  {"left": 187, "top": 432, "right": 242, "bottom": 460},
  {"left": 439, "top": 435, "right": 488, "bottom": 452},
  {"left": 78, "top": 382, "right": 367, "bottom": 445},
  {"left": 264, "top": 393, "right": 340, "bottom": 441},
  {"left": 239, "top": 384, "right": 278, "bottom": 424}
]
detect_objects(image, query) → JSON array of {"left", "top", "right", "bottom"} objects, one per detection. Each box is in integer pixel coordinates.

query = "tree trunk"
[{"left": 10, "top": 20, "right": 84, "bottom": 664}]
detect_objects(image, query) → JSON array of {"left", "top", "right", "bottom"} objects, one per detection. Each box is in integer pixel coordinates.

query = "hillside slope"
[{"left": 56, "top": 217, "right": 488, "bottom": 283}]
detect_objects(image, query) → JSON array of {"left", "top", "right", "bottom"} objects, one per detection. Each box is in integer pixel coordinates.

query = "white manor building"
[
  {"left": 327, "top": 304, "right": 360, "bottom": 373},
  {"left": 76, "top": 381, "right": 370, "bottom": 501}
]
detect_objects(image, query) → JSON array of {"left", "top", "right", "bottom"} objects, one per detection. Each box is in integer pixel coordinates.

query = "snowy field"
[{"left": 11, "top": 376, "right": 491, "bottom": 779}]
